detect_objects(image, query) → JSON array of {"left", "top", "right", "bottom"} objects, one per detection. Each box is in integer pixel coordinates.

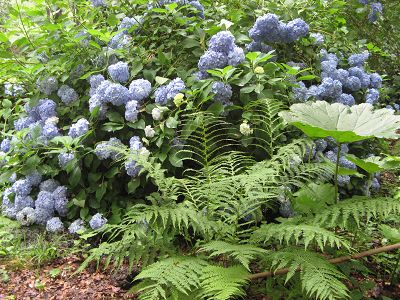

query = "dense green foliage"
[{"left": 1, "top": 0, "right": 400, "bottom": 299}]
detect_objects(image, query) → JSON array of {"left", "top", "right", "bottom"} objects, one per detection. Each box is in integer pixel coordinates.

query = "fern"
[
  {"left": 242, "top": 98, "right": 285, "bottom": 157},
  {"left": 134, "top": 257, "right": 209, "bottom": 300},
  {"left": 313, "top": 196, "right": 400, "bottom": 228},
  {"left": 199, "top": 241, "right": 268, "bottom": 270},
  {"left": 266, "top": 248, "right": 349, "bottom": 300},
  {"left": 249, "top": 223, "right": 350, "bottom": 251},
  {"left": 199, "top": 265, "right": 250, "bottom": 300}
]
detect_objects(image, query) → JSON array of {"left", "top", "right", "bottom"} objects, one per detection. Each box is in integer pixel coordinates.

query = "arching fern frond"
[
  {"left": 249, "top": 223, "right": 350, "bottom": 251},
  {"left": 198, "top": 241, "right": 268, "bottom": 270},
  {"left": 242, "top": 98, "right": 286, "bottom": 157},
  {"left": 313, "top": 196, "right": 400, "bottom": 229},
  {"left": 266, "top": 248, "right": 349, "bottom": 300},
  {"left": 134, "top": 257, "right": 209, "bottom": 300},
  {"left": 179, "top": 112, "right": 241, "bottom": 177},
  {"left": 199, "top": 265, "right": 250, "bottom": 300}
]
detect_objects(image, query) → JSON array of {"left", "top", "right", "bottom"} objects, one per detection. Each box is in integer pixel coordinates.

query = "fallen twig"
[{"left": 249, "top": 243, "right": 400, "bottom": 280}]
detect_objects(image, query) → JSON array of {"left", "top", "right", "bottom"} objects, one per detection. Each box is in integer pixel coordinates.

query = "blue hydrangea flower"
[
  {"left": 94, "top": 138, "right": 123, "bottom": 160},
  {"left": 36, "top": 99, "right": 57, "bottom": 121},
  {"left": 208, "top": 31, "right": 235, "bottom": 55},
  {"left": 227, "top": 47, "right": 245, "bottom": 66},
  {"left": 369, "top": 73, "right": 382, "bottom": 88},
  {"left": 125, "top": 159, "right": 141, "bottom": 177},
  {"left": 104, "top": 83, "right": 132, "bottom": 106},
  {"left": 155, "top": 78, "right": 185, "bottom": 105},
  {"left": 348, "top": 67, "right": 370, "bottom": 88},
  {"left": 58, "top": 152, "right": 75, "bottom": 168},
  {"left": 333, "top": 69, "right": 349, "bottom": 85},
  {"left": 75, "top": 30, "right": 90, "bottom": 47},
  {"left": 36, "top": 191, "right": 54, "bottom": 212},
  {"left": 348, "top": 52, "right": 370, "bottom": 67},
  {"left": 12, "top": 179, "right": 32, "bottom": 196},
  {"left": 57, "top": 85, "right": 78, "bottom": 105},
  {"left": 125, "top": 100, "right": 139, "bottom": 122},
  {"left": 368, "top": 2, "right": 383, "bottom": 23},
  {"left": 34, "top": 208, "right": 54, "bottom": 225},
  {"left": 68, "top": 118, "right": 89, "bottom": 138},
  {"left": 339, "top": 156, "right": 357, "bottom": 170},
  {"left": 40, "top": 179, "right": 59, "bottom": 192},
  {"left": 89, "top": 213, "right": 107, "bottom": 230},
  {"left": 53, "top": 186, "right": 68, "bottom": 217},
  {"left": 317, "top": 78, "right": 342, "bottom": 99},
  {"left": 46, "top": 217, "right": 64, "bottom": 233},
  {"left": 321, "top": 60, "right": 338, "bottom": 76},
  {"left": 108, "top": 32, "right": 130, "bottom": 50},
  {"left": 14, "top": 195, "right": 34, "bottom": 212},
  {"left": 246, "top": 41, "right": 273, "bottom": 53},
  {"left": 338, "top": 175, "right": 350, "bottom": 186},
  {"left": 16, "top": 207, "right": 36, "bottom": 226},
  {"left": 371, "top": 177, "right": 380, "bottom": 190},
  {"left": 89, "top": 74, "right": 105, "bottom": 95},
  {"left": 89, "top": 94, "right": 108, "bottom": 119},
  {"left": 90, "top": 0, "right": 106, "bottom": 7},
  {"left": 249, "top": 13, "right": 282, "bottom": 43},
  {"left": 108, "top": 61, "right": 129, "bottom": 83},
  {"left": 94, "top": 80, "right": 112, "bottom": 103},
  {"left": 365, "top": 88, "right": 380, "bottom": 104},
  {"left": 344, "top": 76, "right": 362, "bottom": 91},
  {"left": 336, "top": 93, "right": 355, "bottom": 106},
  {"left": 118, "top": 17, "right": 138, "bottom": 33},
  {"left": 320, "top": 49, "right": 339, "bottom": 64},
  {"left": 129, "top": 136, "right": 143, "bottom": 151},
  {"left": 315, "top": 139, "right": 328, "bottom": 152},
  {"left": 211, "top": 81, "right": 233, "bottom": 106},
  {"left": 68, "top": 219, "right": 85, "bottom": 234},
  {"left": 36, "top": 76, "right": 58, "bottom": 95},
  {"left": 26, "top": 170, "right": 42, "bottom": 186},
  {"left": 198, "top": 51, "right": 228, "bottom": 73},
  {"left": 310, "top": 33, "right": 324, "bottom": 45},
  {"left": 284, "top": 18, "right": 309, "bottom": 43},
  {"left": 0, "top": 138, "right": 10, "bottom": 152},
  {"left": 14, "top": 117, "right": 35, "bottom": 131},
  {"left": 129, "top": 79, "right": 152, "bottom": 102},
  {"left": 42, "top": 123, "right": 60, "bottom": 139}
]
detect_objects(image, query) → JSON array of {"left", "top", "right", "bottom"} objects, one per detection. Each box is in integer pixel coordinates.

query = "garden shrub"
[{"left": 1, "top": 0, "right": 400, "bottom": 299}]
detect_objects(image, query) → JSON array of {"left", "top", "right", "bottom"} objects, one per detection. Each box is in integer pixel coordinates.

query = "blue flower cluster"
[
  {"left": 293, "top": 49, "right": 382, "bottom": 106},
  {"left": 249, "top": 13, "right": 309, "bottom": 44},
  {"left": 155, "top": 78, "right": 185, "bottom": 105},
  {"left": 57, "top": 85, "right": 78, "bottom": 105},
  {"left": 198, "top": 31, "right": 244, "bottom": 79},
  {"left": 0, "top": 138, "right": 11, "bottom": 153},
  {"left": 68, "top": 219, "right": 85, "bottom": 234},
  {"left": 359, "top": 1, "right": 383, "bottom": 23},
  {"left": 90, "top": 0, "right": 106, "bottom": 7},
  {"left": 4, "top": 83, "right": 24, "bottom": 96},
  {"left": 89, "top": 213, "right": 107, "bottom": 230},
  {"left": 36, "top": 76, "right": 58, "bottom": 95},
  {"left": 310, "top": 33, "right": 324, "bottom": 46},
  {"left": 58, "top": 151, "right": 75, "bottom": 168},
  {"left": 68, "top": 118, "right": 89, "bottom": 138},
  {"left": 89, "top": 69, "right": 151, "bottom": 121},
  {"left": 211, "top": 81, "right": 233, "bottom": 108},
  {"left": 94, "top": 137, "right": 124, "bottom": 160},
  {"left": 1, "top": 172, "right": 70, "bottom": 230},
  {"left": 125, "top": 136, "right": 146, "bottom": 177}
]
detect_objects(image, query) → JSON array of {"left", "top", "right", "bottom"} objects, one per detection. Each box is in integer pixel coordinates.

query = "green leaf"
[
  {"left": 293, "top": 183, "right": 336, "bottom": 214},
  {"left": 155, "top": 76, "right": 169, "bottom": 85},
  {"left": 128, "top": 178, "right": 141, "bottom": 194},
  {"left": 346, "top": 154, "right": 390, "bottom": 174},
  {"left": 279, "top": 101, "right": 400, "bottom": 143},
  {"left": 379, "top": 225, "right": 400, "bottom": 243},
  {"left": 69, "top": 166, "right": 81, "bottom": 188}
]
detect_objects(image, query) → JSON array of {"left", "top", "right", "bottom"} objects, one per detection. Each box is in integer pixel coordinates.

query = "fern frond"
[
  {"left": 267, "top": 248, "right": 349, "bottom": 300},
  {"left": 135, "top": 257, "right": 209, "bottom": 300},
  {"left": 249, "top": 223, "right": 350, "bottom": 251},
  {"left": 199, "top": 265, "right": 250, "bottom": 300},
  {"left": 199, "top": 241, "right": 268, "bottom": 270},
  {"left": 313, "top": 197, "right": 400, "bottom": 228},
  {"left": 243, "top": 98, "right": 285, "bottom": 157}
]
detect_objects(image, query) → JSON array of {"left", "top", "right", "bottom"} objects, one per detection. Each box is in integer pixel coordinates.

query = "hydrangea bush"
[{"left": 0, "top": 0, "right": 397, "bottom": 233}]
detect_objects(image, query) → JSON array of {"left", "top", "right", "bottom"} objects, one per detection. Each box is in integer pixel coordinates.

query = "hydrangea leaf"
[
  {"left": 346, "top": 154, "right": 390, "bottom": 174},
  {"left": 279, "top": 101, "right": 400, "bottom": 143}
]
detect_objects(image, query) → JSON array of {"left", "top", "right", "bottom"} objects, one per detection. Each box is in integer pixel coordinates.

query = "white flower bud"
[
  {"left": 240, "top": 121, "right": 253, "bottom": 136},
  {"left": 144, "top": 125, "right": 155, "bottom": 138},
  {"left": 152, "top": 107, "right": 163, "bottom": 121}
]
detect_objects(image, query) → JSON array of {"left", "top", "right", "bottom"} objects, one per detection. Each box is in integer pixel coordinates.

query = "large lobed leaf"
[{"left": 279, "top": 101, "right": 400, "bottom": 143}]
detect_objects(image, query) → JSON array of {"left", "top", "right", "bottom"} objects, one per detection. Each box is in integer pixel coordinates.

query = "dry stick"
[{"left": 249, "top": 243, "right": 400, "bottom": 280}]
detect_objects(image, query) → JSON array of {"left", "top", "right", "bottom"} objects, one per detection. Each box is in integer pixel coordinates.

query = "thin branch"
[{"left": 249, "top": 243, "right": 400, "bottom": 280}]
